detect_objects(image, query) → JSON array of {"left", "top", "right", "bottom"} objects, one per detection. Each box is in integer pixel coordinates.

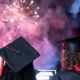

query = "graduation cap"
[
  {"left": 0, "top": 36, "right": 40, "bottom": 73},
  {"left": 56, "top": 37, "right": 80, "bottom": 53}
]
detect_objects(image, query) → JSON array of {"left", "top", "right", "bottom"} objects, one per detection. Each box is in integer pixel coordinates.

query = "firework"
[
  {"left": 2, "top": 0, "right": 40, "bottom": 27},
  {"left": 0, "top": 0, "right": 40, "bottom": 46}
]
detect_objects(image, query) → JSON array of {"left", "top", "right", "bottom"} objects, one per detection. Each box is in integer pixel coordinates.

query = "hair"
[{"left": 61, "top": 50, "right": 80, "bottom": 70}]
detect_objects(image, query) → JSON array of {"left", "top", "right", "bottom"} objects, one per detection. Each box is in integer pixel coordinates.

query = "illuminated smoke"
[
  {"left": 0, "top": 0, "right": 74, "bottom": 71},
  {"left": 70, "top": 0, "right": 80, "bottom": 18},
  {"left": 34, "top": 8, "right": 72, "bottom": 70},
  {"left": 69, "top": 0, "right": 80, "bottom": 36}
]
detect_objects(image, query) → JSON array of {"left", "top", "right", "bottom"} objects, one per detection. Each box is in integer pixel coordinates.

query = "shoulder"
[
  {"left": 56, "top": 69, "right": 71, "bottom": 75},
  {"left": 50, "top": 74, "right": 61, "bottom": 80},
  {"left": 50, "top": 69, "right": 72, "bottom": 80}
]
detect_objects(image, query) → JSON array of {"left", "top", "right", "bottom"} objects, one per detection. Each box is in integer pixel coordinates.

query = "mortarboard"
[
  {"left": 56, "top": 37, "right": 80, "bottom": 53},
  {"left": 0, "top": 36, "right": 40, "bottom": 73}
]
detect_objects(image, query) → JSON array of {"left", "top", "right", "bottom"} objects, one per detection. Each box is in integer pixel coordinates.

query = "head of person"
[{"left": 56, "top": 37, "right": 80, "bottom": 71}]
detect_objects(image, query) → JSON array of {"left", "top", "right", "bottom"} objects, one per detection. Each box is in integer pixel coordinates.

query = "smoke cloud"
[{"left": 0, "top": 0, "right": 80, "bottom": 71}]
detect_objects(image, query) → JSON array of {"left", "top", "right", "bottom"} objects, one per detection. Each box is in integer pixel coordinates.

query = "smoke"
[
  {"left": 0, "top": 0, "right": 79, "bottom": 71},
  {"left": 70, "top": 0, "right": 80, "bottom": 18},
  {"left": 32, "top": 2, "right": 72, "bottom": 70},
  {"left": 69, "top": 0, "right": 80, "bottom": 36}
]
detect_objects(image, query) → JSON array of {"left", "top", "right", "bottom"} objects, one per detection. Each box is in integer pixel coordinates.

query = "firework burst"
[
  {"left": 2, "top": 0, "right": 40, "bottom": 27},
  {"left": 0, "top": 0, "right": 40, "bottom": 47}
]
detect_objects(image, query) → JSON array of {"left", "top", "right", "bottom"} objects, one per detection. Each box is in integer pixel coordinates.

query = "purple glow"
[{"left": 0, "top": 0, "right": 79, "bottom": 71}]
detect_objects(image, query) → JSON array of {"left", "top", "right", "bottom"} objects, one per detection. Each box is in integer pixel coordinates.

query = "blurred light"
[
  {"left": 36, "top": 70, "right": 56, "bottom": 80},
  {"left": 36, "top": 72, "right": 53, "bottom": 80},
  {"left": 35, "top": 11, "right": 37, "bottom": 14},
  {"left": 21, "top": 8, "right": 23, "bottom": 9},
  {"left": 35, "top": 23, "right": 38, "bottom": 25},
  {"left": 37, "top": 7, "right": 40, "bottom": 9},
  {"left": 27, "top": 7, "right": 29, "bottom": 9},
  {"left": 20, "top": 18, "right": 22, "bottom": 20},
  {"left": 7, "top": 16, "right": 9, "bottom": 18},
  {"left": 31, "top": 1, "right": 34, "bottom": 4},
  {"left": 38, "top": 70, "right": 57, "bottom": 74},
  {"left": 18, "top": 26, "right": 20, "bottom": 28},
  {"left": 36, "top": 15, "right": 39, "bottom": 18},
  {"left": 38, "top": 72, "right": 53, "bottom": 76},
  {"left": 6, "top": 19, "right": 8, "bottom": 21},
  {"left": 13, "top": 3, "right": 15, "bottom": 5},
  {"left": 7, "top": 6, "right": 9, "bottom": 8},
  {"left": 11, "top": 19, "right": 14, "bottom": 22},
  {"left": 3, "top": 11, "right": 6, "bottom": 13},
  {"left": 9, "top": 38, "right": 11, "bottom": 40},
  {"left": 10, "top": 9, "right": 13, "bottom": 11},
  {"left": 3, "top": 0, "right": 39, "bottom": 25},
  {"left": 23, "top": 0, "right": 25, "bottom": 3},
  {"left": 36, "top": 76, "right": 49, "bottom": 79},
  {"left": 17, "top": 6, "right": 19, "bottom": 8}
]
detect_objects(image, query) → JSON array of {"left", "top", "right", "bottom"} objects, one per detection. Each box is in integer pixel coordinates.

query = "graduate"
[
  {"left": 50, "top": 37, "right": 80, "bottom": 80},
  {"left": 0, "top": 36, "right": 40, "bottom": 80}
]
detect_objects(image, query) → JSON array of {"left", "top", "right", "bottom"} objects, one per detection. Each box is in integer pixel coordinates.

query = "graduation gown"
[
  {"left": 0, "top": 37, "right": 40, "bottom": 80},
  {"left": 50, "top": 69, "right": 80, "bottom": 80}
]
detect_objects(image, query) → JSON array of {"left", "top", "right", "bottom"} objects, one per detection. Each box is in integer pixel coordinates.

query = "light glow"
[
  {"left": 18, "top": 26, "right": 20, "bottom": 28},
  {"left": 3, "top": 11, "right": 6, "bottom": 13},
  {"left": 36, "top": 70, "right": 56, "bottom": 80},
  {"left": 7, "top": 16, "right": 9, "bottom": 18},
  {"left": 35, "top": 12, "right": 37, "bottom": 14},
  {"left": 9, "top": 38, "right": 12, "bottom": 40},
  {"left": 11, "top": 19, "right": 14, "bottom": 22}
]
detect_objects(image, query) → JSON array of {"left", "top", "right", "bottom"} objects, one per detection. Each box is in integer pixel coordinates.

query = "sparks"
[{"left": 2, "top": 0, "right": 40, "bottom": 27}]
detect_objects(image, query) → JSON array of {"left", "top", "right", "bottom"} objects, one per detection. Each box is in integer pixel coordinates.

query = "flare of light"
[
  {"left": 7, "top": 16, "right": 9, "bottom": 18},
  {"left": 9, "top": 38, "right": 12, "bottom": 40},
  {"left": 36, "top": 70, "right": 56, "bottom": 80},
  {"left": 11, "top": 19, "right": 14, "bottom": 22}
]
